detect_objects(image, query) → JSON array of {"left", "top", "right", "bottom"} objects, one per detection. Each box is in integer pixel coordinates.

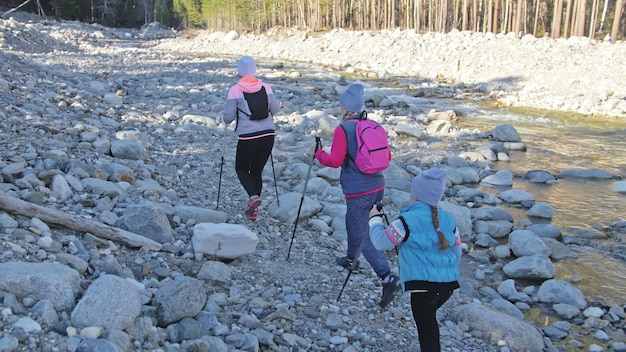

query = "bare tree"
[
  {"left": 493, "top": 0, "right": 499, "bottom": 32},
  {"left": 485, "top": 0, "right": 493, "bottom": 32},
  {"left": 462, "top": 0, "right": 468, "bottom": 29},
  {"left": 599, "top": 0, "right": 609, "bottom": 33},
  {"left": 415, "top": 0, "right": 423, "bottom": 31},
  {"left": 472, "top": 0, "right": 479, "bottom": 30},
  {"left": 574, "top": 0, "right": 586, "bottom": 36},
  {"left": 503, "top": 0, "right": 510, "bottom": 32},
  {"left": 532, "top": 0, "right": 539, "bottom": 35},
  {"left": 552, "top": 0, "right": 563, "bottom": 37},
  {"left": 514, "top": 0, "right": 522, "bottom": 36},
  {"left": 612, "top": 0, "right": 624, "bottom": 42},
  {"left": 589, "top": 0, "right": 599, "bottom": 39},
  {"left": 143, "top": 0, "right": 155, "bottom": 23},
  {"left": 563, "top": 0, "right": 572, "bottom": 37}
]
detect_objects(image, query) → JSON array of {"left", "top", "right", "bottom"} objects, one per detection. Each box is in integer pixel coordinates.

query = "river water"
[{"left": 449, "top": 103, "right": 626, "bottom": 306}]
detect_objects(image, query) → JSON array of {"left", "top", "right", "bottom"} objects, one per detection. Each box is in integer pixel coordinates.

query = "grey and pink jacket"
[{"left": 223, "top": 76, "right": 280, "bottom": 139}]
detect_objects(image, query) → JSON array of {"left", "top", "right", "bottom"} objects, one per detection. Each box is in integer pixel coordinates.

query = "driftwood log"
[{"left": 0, "top": 192, "right": 162, "bottom": 251}]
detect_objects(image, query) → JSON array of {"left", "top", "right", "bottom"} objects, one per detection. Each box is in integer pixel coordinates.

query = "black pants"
[
  {"left": 235, "top": 135, "right": 274, "bottom": 197},
  {"left": 410, "top": 286, "right": 455, "bottom": 352}
]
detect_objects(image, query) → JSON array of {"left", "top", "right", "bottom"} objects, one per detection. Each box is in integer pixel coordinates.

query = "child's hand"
[{"left": 369, "top": 204, "right": 383, "bottom": 219}]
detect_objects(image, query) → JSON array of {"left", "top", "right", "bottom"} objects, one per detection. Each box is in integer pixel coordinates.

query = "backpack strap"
[
  {"left": 340, "top": 121, "right": 358, "bottom": 168},
  {"left": 235, "top": 93, "right": 249, "bottom": 132},
  {"left": 398, "top": 215, "right": 410, "bottom": 242},
  {"left": 339, "top": 124, "right": 352, "bottom": 167},
  {"left": 340, "top": 111, "right": 367, "bottom": 166},
  {"left": 237, "top": 108, "right": 250, "bottom": 118}
]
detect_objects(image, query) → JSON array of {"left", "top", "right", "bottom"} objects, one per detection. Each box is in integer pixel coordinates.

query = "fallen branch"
[
  {"left": 2, "top": 0, "right": 46, "bottom": 20},
  {"left": 0, "top": 192, "right": 162, "bottom": 251},
  {"left": 2, "top": 0, "right": 32, "bottom": 18}
]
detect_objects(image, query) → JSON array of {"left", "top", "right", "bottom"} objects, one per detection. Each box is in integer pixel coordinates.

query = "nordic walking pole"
[
  {"left": 287, "top": 137, "right": 321, "bottom": 261},
  {"left": 270, "top": 153, "right": 279, "bottom": 207},
  {"left": 216, "top": 155, "right": 224, "bottom": 211},
  {"left": 216, "top": 117, "right": 227, "bottom": 211},
  {"left": 336, "top": 201, "right": 384, "bottom": 302}
]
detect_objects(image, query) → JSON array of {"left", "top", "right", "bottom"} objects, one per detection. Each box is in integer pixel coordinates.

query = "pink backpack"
[{"left": 343, "top": 111, "right": 391, "bottom": 174}]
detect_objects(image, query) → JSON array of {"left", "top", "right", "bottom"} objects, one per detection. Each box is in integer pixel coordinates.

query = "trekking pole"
[
  {"left": 336, "top": 201, "right": 385, "bottom": 302},
  {"left": 216, "top": 155, "right": 224, "bottom": 211},
  {"left": 270, "top": 153, "right": 280, "bottom": 207},
  {"left": 216, "top": 117, "right": 227, "bottom": 211},
  {"left": 287, "top": 137, "right": 321, "bottom": 261}
]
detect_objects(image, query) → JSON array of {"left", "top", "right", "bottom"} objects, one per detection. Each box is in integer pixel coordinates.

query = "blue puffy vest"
[{"left": 398, "top": 202, "right": 460, "bottom": 288}]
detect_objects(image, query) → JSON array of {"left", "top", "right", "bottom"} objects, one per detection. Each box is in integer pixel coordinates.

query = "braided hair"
[{"left": 430, "top": 205, "right": 449, "bottom": 250}]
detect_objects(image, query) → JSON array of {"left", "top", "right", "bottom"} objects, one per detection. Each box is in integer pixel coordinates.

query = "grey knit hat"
[
  {"left": 339, "top": 83, "right": 364, "bottom": 112},
  {"left": 237, "top": 56, "right": 257, "bottom": 77},
  {"left": 411, "top": 168, "right": 447, "bottom": 206}
]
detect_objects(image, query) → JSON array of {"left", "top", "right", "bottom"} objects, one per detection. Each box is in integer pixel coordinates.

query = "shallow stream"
[{"left": 454, "top": 104, "right": 626, "bottom": 306}]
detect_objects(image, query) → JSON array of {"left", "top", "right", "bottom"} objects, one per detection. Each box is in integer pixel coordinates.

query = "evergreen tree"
[
  {"left": 50, "top": 0, "right": 90, "bottom": 21},
  {"left": 173, "top": 0, "right": 203, "bottom": 27}
]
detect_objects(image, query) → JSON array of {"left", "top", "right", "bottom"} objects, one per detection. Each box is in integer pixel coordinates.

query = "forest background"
[{"left": 1, "top": 0, "right": 624, "bottom": 43}]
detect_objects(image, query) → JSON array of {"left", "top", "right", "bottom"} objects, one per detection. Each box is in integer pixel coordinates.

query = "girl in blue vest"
[
  {"left": 368, "top": 167, "right": 462, "bottom": 352},
  {"left": 313, "top": 83, "right": 399, "bottom": 308}
]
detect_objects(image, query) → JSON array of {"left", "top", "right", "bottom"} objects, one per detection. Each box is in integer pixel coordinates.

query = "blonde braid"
[{"left": 431, "top": 206, "right": 449, "bottom": 250}]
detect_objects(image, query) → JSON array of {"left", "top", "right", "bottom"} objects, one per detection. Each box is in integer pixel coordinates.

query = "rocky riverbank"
[
  {"left": 155, "top": 26, "right": 626, "bottom": 119},
  {"left": 0, "top": 13, "right": 625, "bottom": 352}
]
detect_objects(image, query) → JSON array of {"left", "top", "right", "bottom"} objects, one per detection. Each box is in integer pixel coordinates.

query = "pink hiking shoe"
[
  {"left": 245, "top": 195, "right": 261, "bottom": 218},
  {"left": 248, "top": 207, "right": 259, "bottom": 221}
]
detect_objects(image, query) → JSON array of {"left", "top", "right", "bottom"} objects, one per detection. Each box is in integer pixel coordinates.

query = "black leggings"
[
  {"left": 410, "top": 287, "right": 455, "bottom": 352},
  {"left": 235, "top": 135, "right": 274, "bottom": 197}
]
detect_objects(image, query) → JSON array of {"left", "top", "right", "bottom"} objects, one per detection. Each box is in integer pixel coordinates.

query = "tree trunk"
[
  {"left": 571, "top": 0, "right": 579, "bottom": 35},
  {"left": 503, "top": 0, "right": 509, "bottom": 32},
  {"left": 514, "top": 0, "right": 522, "bottom": 36},
  {"left": 575, "top": 0, "right": 586, "bottom": 36},
  {"left": 486, "top": 0, "right": 493, "bottom": 32},
  {"left": 552, "top": 0, "right": 563, "bottom": 37},
  {"left": 2, "top": 0, "right": 32, "bottom": 19},
  {"left": 416, "top": 0, "right": 422, "bottom": 31},
  {"left": 589, "top": 0, "right": 599, "bottom": 40},
  {"left": 473, "top": 0, "right": 479, "bottom": 30},
  {"left": 612, "top": 0, "right": 624, "bottom": 42},
  {"left": 462, "top": 0, "right": 468, "bottom": 29},
  {"left": 391, "top": 0, "right": 396, "bottom": 28},
  {"left": 493, "top": 0, "right": 499, "bottom": 32},
  {"left": 564, "top": 0, "right": 572, "bottom": 37},
  {"left": 532, "top": 0, "right": 539, "bottom": 36},
  {"left": 0, "top": 193, "right": 162, "bottom": 251},
  {"left": 599, "top": 0, "right": 609, "bottom": 33}
]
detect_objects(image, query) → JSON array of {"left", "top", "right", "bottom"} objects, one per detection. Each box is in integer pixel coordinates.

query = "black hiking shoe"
[
  {"left": 379, "top": 274, "right": 401, "bottom": 308},
  {"left": 336, "top": 256, "right": 359, "bottom": 271}
]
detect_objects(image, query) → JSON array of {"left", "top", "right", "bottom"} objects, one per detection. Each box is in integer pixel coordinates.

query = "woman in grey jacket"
[{"left": 222, "top": 56, "right": 280, "bottom": 220}]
